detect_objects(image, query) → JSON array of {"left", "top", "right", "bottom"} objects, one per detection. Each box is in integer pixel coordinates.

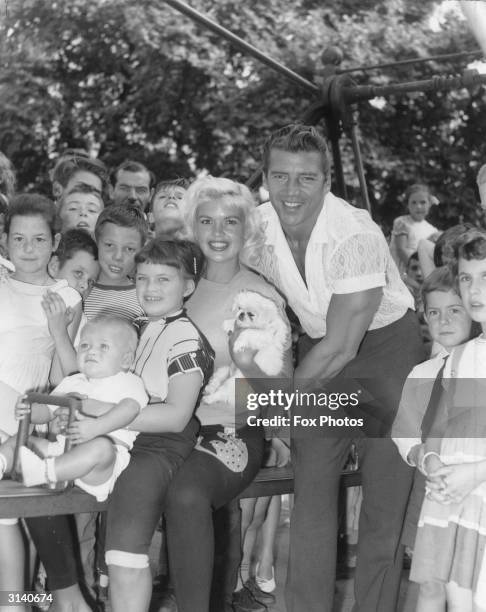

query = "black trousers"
[{"left": 286, "top": 310, "right": 426, "bottom": 612}]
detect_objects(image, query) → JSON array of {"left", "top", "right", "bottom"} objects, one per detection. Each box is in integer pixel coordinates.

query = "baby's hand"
[
  {"left": 51, "top": 407, "right": 72, "bottom": 434},
  {"left": 67, "top": 412, "right": 99, "bottom": 444},
  {"left": 15, "top": 395, "right": 31, "bottom": 420},
  {"left": 42, "top": 291, "right": 73, "bottom": 337}
]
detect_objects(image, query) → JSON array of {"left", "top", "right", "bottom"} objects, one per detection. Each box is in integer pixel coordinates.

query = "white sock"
[
  {"left": 46, "top": 437, "right": 65, "bottom": 457},
  {"left": 19, "top": 447, "right": 48, "bottom": 487},
  {"left": 0, "top": 453, "right": 7, "bottom": 480},
  {"left": 45, "top": 457, "right": 57, "bottom": 483}
]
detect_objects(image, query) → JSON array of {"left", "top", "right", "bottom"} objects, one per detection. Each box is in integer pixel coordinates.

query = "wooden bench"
[
  {"left": 0, "top": 392, "right": 361, "bottom": 518},
  {"left": 0, "top": 465, "right": 361, "bottom": 518}
]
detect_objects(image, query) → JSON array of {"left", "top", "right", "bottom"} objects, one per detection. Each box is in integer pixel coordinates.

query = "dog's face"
[{"left": 232, "top": 291, "right": 279, "bottom": 330}]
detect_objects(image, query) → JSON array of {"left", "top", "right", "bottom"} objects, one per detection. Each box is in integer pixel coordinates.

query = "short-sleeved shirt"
[
  {"left": 133, "top": 310, "right": 214, "bottom": 454},
  {"left": 84, "top": 283, "right": 145, "bottom": 323},
  {"left": 50, "top": 371, "right": 148, "bottom": 448},
  {"left": 250, "top": 193, "right": 413, "bottom": 339},
  {"left": 391, "top": 348, "right": 448, "bottom": 464}
]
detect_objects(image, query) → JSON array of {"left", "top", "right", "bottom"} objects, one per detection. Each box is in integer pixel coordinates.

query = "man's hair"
[
  {"left": 94, "top": 204, "right": 148, "bottom": 244},
  {"left": 112, "top": 161, "right": 155, "bottom": 189},
  {"left": 82, "top": 314, "right": 138, "bottom": 355},
  {"left": 54, "top": 228, "right": 98, "bottom": 267},
  {"left": 135, "top": 238, "right": 204, "bottom": 283},
  {"left": 421, "top": 265, "right": 458, "bottom": 310},
  {"left": 51, "top": 154, "right": 109, "bottom": 190},
  {"left": 261, "top": 124, "right": 331, "bottom": 177},
  {"left": 6, "top": 193, "right": 59, "bottom": 237}
]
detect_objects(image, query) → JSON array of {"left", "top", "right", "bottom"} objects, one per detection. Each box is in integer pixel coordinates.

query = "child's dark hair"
[
  {"left": 407, "top": 252, "right": 419, "bottom": 266},
  {"left": 421, "top": 266, "right": 457, "bottom": 310},
  {"left": 456, "top": 230, "right": 486, "bottom": 264},
  {"left": 135, "top": 238, "right": 205, "bottom": 283},
  {"left": 94, "top": 204, "right": 148, "bottom": 244},
  {"left": 54, "top": 229, "right": 98, "bottom": 267},
  {"left": 5, "top": 193, "right": 59, "bottom": 237},
  {"left": 153, "top": 178, "right": 190, "bottom": 198},
  {"left": 433, "top": 223, "right": 476, "bottom": 267}
]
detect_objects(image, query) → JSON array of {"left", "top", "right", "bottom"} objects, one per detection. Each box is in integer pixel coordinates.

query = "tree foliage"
[{"left": 1, "top": 0, "right": 485, "bottom": 229}]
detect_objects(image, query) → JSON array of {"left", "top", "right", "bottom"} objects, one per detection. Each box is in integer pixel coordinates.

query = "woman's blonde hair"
[{"left": 183, "top": 176, "right": 265, "bottom": 265}]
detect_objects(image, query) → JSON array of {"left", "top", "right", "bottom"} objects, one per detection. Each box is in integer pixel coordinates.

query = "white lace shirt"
[{"left": 251, "top": 192, "right": 413, "bottom": 338}]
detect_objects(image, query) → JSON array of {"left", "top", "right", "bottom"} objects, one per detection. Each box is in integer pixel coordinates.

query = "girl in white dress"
[
  {"left": 389, "top": 183, "right": 439, "bottom": 275},
  {"left": 0, "top": 194, "right": 82, "bottom": 611}
]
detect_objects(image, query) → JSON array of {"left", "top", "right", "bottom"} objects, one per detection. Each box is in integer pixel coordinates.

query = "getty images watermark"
[{"left": 244, "top": 388, "right": 364, "bottom": 429}]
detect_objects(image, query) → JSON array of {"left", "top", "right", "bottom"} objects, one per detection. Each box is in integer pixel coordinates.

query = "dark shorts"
[{"left": 105, "top": 445, "right": 184, "bottom": 556}]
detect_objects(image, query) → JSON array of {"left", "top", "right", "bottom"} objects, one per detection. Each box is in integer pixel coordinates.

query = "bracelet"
[{"left": 420, "top": 451, "right": 441, "bottom": 475}]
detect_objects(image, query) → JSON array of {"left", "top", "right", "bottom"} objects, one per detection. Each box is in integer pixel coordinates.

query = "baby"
[{"left": 0, "top": 315, "right": 148, "bottom": 502}]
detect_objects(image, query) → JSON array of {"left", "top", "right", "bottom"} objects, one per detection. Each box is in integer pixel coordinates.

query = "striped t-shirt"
[{"left": 83, "top": 282, "right": 145, "bottom": 323}]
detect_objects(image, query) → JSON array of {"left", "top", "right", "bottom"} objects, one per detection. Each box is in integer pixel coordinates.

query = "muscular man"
[{"left": 249, "top": 124, "right": 425, "bottom": 612}]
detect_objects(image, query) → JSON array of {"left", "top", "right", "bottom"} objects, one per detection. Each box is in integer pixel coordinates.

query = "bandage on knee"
[{"left": 105, "top": 550, "right": 149, "bottom": 569}]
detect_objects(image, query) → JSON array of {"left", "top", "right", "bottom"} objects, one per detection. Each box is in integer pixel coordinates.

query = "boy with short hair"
[
  {"left": 0, "top": 315, "right": 148, "bottom": 502},
  {"left": 84, "top": 204, "right": 147, "bottom": 322},
  {"left": 49, "top": 229, "right": 100, "bottom": 299},
  {"left": 149, "top": 178, "right": 189, "bottom": 238},
  {"left": 392, "top": 265, "right": 476, "bottom": 557},
  {"left": 50, "top": 154, "right": 110, "bottom": 203},
  {"left": 58, "top": 185, "right": 105, "bottom": 237},
  {"left": 393, "top": 265, "right": 474, "bottom": 466}
]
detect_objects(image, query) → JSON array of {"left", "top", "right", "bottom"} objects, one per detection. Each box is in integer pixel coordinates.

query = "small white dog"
[{"left": 203, "top": 290, "right": 290, "bottom": 405}]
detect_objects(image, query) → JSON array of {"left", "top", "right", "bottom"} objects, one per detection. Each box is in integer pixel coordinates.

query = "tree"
[{"left": 1, "top": 0, "right": 484, "bottom": 231}]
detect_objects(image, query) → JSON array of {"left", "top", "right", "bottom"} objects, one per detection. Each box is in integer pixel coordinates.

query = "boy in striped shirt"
[{"left": 84, "top": 204, "right": 147, "bottom": 323}]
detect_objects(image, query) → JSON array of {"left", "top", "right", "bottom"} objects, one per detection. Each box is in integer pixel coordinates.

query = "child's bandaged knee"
[{"left": 105, "top": 550, "right": 149, "bottom": 569}]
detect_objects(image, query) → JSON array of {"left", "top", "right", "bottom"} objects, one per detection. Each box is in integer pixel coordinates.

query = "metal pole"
[
  {"left": 325, "top": 118, "right": 346, "bottom": 199},
  {"left": 337, "top": 50, "right": 483, "bottom": 74},
  {"left": 162, "top": 0, "right": 319, "bottom": 95},
  {"left": 344, "top": 70, "right": 486, "bottom": 104},
  {"left": 348, "top": 111, "right": 371, "bottom": 213}
]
